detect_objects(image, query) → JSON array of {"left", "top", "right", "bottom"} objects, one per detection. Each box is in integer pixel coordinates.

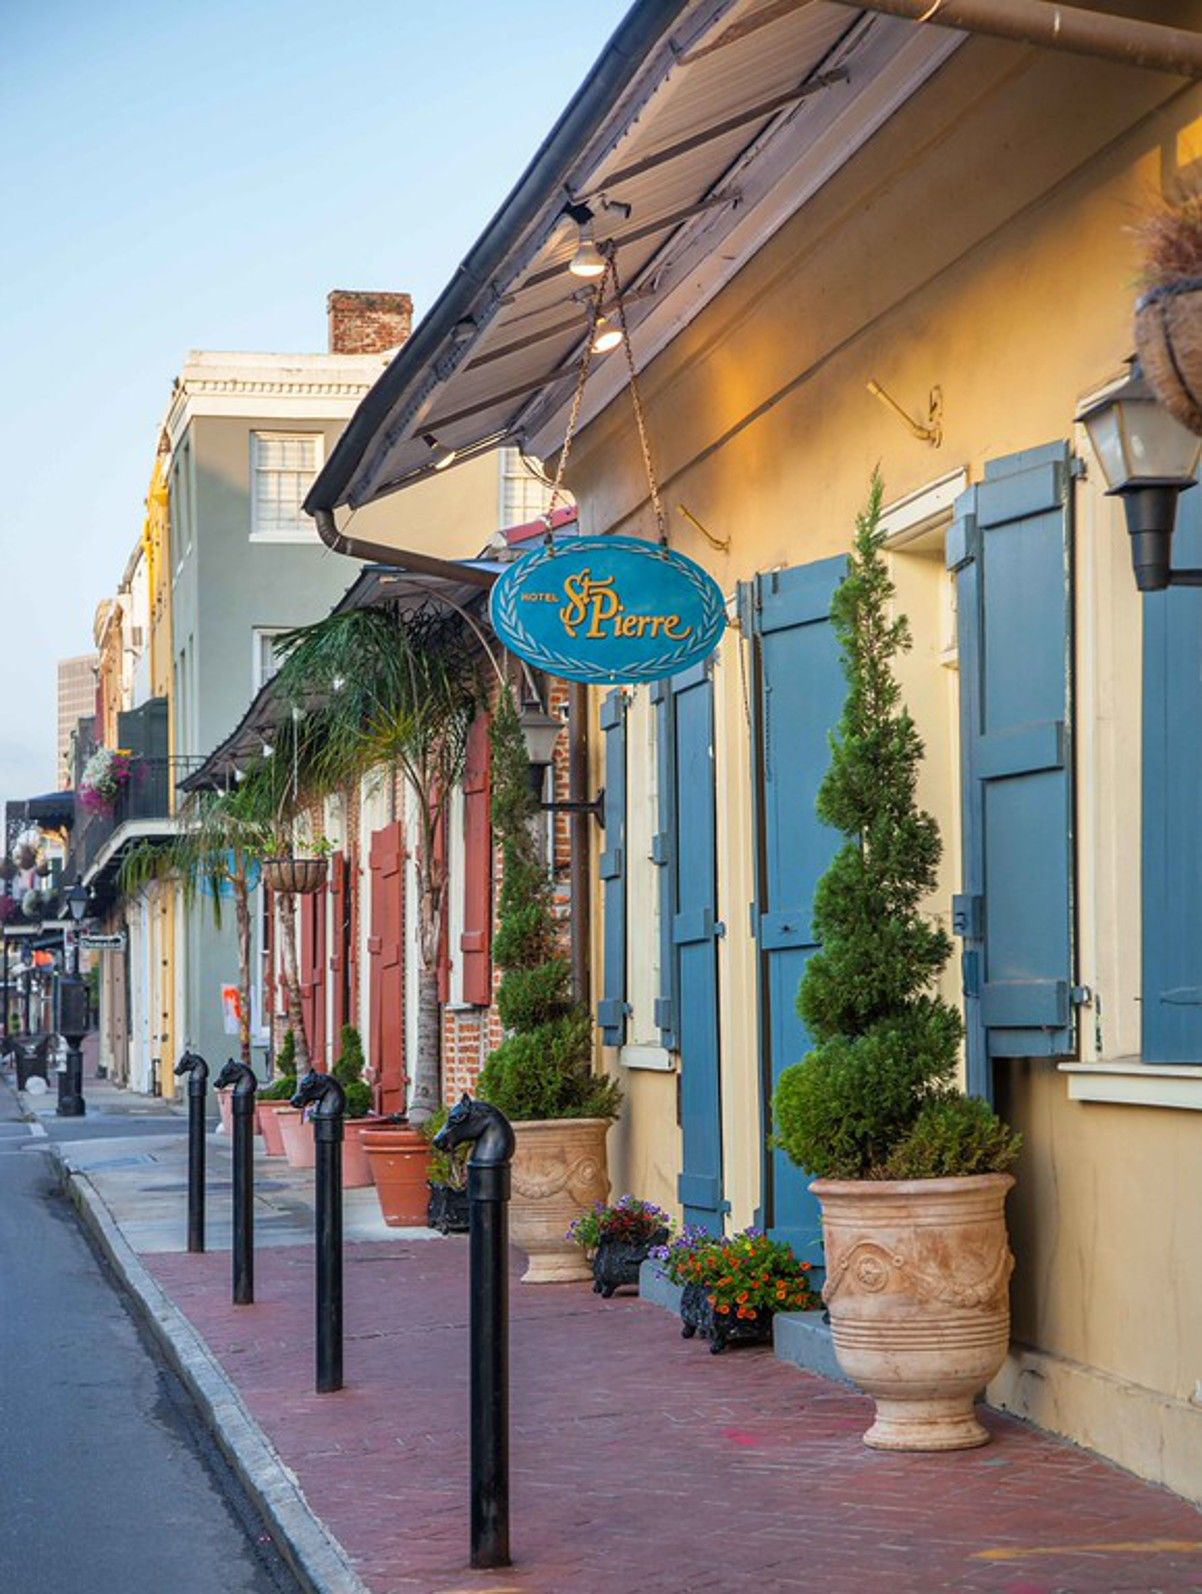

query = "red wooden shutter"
[
  {"left": 299, "top": 886, "right": 328, "bottom": 1069},
  {"left": 461, "top": 713, "right": 493, "bottom": 1006},
  {"left": 329, "top": 852, "right": 348, "bottom": 1052},
  {"left": 368, "top": 822, "right": 405, "bottom": 1113}
]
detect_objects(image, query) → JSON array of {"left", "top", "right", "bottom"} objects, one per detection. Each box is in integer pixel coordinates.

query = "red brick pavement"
[{"left": 147, "top": 1240, "right": 1202, "bottom": 1594}]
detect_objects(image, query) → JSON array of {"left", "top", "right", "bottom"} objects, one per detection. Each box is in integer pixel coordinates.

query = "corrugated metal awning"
[{"left": 307, "top": 0, "right": 961, "bottom": 517}]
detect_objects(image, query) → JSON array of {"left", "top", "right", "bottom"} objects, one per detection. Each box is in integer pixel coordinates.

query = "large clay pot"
[
  {"left": 1135, "top": 280, "right": 1202, "bottom": 437},
  {"left": 257, "top": 1100, "right": 290, "bottom": 1157},
  {"left": 361, "top": 1124, "right": 431, "bottom": 1225},
  {"left": 509, "top": 1118, "right": 610, "bottom": 1285},
  {"left": 813, "top": 1173, "right": 1015, "bottom": 1452},
  {"left": 277, "top": 1105, "right": 316, "bottom": 1169},
  {"left": 342, "top": 1116, "right": 387, "bottom": 1189}
]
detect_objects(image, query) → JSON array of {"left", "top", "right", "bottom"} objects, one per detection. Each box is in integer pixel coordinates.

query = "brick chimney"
[{"left": 327, "top": 290, "right": 413, "bottom": 355}]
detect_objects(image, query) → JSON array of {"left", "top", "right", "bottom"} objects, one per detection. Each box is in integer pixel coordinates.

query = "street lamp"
[
  {"left": 1078, "top": 359, "right": 1202, "bottom": 591},
  {"left": 56, "top": 878, "right": 90, "bottom": 1118},
  {"left": 517, "top": 702, "right": 606, "bottom": 826}
]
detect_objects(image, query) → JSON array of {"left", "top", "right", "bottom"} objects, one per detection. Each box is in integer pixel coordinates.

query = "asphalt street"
[{"left": 0, "top": 1083, "right": 299, "bottom": 1594}]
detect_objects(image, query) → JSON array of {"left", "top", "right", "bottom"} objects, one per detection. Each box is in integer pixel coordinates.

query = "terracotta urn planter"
[
  {"left": 257, "top": 1100, "right": 290, "bottom": 1157},
  {"left": 1135, "top": 280, "right": 1202, "bottom": 436},
  {"left": 813, "top": 1173, "right": 1015, "bottom": 1452},
  {"left": 277, "top": 1105, "right": 316, "bottom": 1169},
  {"left": 361, "top": 1123, "right": 432, "bottom": 1225},
  {"left": 216, "top": 1088, "right": 234, "bottom": 1136},
  {"left": 509, "top": 1118, "right": 610, "bottom": 1284},
  {"left": 342, "top": 1116, "right": 387, "bottom": 1190}
]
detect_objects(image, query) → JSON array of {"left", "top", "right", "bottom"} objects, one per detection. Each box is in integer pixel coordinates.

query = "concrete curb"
[{"left": 52, "top": 1146, "right": 370, "bottom": 1594}]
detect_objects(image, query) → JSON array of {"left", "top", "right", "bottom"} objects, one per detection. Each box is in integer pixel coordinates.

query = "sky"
[{"left": 0, "top": 0, "right": 629, "bottom": 810}]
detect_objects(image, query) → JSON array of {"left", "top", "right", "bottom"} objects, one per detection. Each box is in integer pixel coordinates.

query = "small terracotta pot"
[
  {"left": 813, "top": 1173, "right": 1015, "bottom": 1452},
  {"left": 277, "top": 1106, "right": 316, "bottom": 1169},
  {"left": 1135, "top": 279, "right": 1202, "bottom": 437},
  {"left": 342, "top": 1116, "right": 387, "bottom": 1189},
  {"left": 509, "top": 1118, "right": 610, "bottom": 1284},
  {"left": 257, "top": 1100, "right": 290, "bottom": 1157},
  {"left": 216, "top": 1089, "right": 234, "bottom": 1136},
  {"left": 361, "top": 1124, "right": 432, "bottom": 1225}
]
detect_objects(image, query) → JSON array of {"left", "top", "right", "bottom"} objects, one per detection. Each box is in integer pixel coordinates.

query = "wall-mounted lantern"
[
  {"left": 1078, "top": 359, "right": 1202, "bottom": 591},
  {"left": 517, "top": 702, "right": 605, "bottom": 827}
]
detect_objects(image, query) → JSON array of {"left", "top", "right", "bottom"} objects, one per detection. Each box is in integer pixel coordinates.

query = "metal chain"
[
  {"left": 543, "top": 262, "right": 609, "bottom": 541},
  {"left": 610, "top": 249, "right": 668, "bottom": 545}
]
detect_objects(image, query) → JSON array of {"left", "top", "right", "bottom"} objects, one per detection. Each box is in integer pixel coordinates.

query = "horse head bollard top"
[
  {"left": 434, "top": 1094, "right": 515, "bottom": 1203},
  {"left": 291, "top": 1070, "right": 347, "bottom": 1142},
  {"left": 215, "top": 1058, "right": 258, "bottom": 1115},
  {"left": 174, "top": 1049, "right": 209, "bottom": 1094}
]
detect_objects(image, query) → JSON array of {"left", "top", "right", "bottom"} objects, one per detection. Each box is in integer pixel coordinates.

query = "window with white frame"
[
  {"left": 250, "top": 432, "right": 324, "bottom": 540},
  {"left": 498, "top": 447, "right": 554, "bottom": 529},
  {"left": 252, "top": 628, "right": 289, "bottom": 693}
]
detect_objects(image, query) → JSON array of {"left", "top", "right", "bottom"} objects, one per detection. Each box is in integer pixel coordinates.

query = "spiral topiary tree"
[
  {"left": 773, "top": 474, "right": 1018, "bottom": 1181},
  {"left": 477, "top": 687, "right": 620, "bottom": 1123}
]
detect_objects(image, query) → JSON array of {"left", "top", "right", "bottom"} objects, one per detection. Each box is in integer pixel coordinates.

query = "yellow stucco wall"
[{"left": 576, "top": 33, "right": 1202, "bottom": 1496}]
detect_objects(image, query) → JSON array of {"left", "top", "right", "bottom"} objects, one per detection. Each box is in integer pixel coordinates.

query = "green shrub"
[
  {"left": 260, "top": 1030, "right": 298, "bottom": 1099},
  {"left": 478, "top": 689, "right": 620, "bottom": 1124},
  {"left": 773, "top": 476, "right": 1015, "bottom": 1180},
  {"left": 342, "top": 1079, "right": 374, "bottom": 1121},
  {"left": 333, "top": 1024, "right": 366, "bottom": 1087},
  {"left": 884, "top": 1093, "right": 1022, "bottom": 1180}
]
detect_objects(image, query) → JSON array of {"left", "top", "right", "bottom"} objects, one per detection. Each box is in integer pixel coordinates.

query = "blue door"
[
  {"left": 744, "top": 558, "right": 846, "bottom": 1265},
  {"left": 948, "top": 442, "right": 1078, "bottom": 1097},
  {"left": 662, "top": 662, "right": 725, "bottom": 1233}
]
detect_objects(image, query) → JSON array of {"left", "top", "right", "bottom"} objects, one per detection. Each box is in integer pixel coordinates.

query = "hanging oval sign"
[{"left": 490, "top": 535, "right": 726, "bottom": 685}]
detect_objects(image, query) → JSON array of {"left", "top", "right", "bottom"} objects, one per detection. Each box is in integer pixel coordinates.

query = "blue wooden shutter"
[
  {"left": 1142, "top": 475, "right": 1202, "bottom": 1062},
  {"left": 748, "top": 559, "right": 846, "bottom": 1263},
  {"left": 668, "top": 662, "right": 724, "bottom": 1231},
  {"left": 949, "top": 441, "right": 1077, "bottom": 1095},
  {"left": 597, "top": 690, "right": 627, "bottom": 1045},
  {"left": 650, "top": 680, "right": 678, "bottom": 1051}
]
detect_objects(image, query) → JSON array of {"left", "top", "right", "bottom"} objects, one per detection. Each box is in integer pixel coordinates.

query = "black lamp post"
[
  {"left": 56, "top": 878, "right": 90, "bottom": 1117},
  {"left": 517, "top": 702, "right": 605, "bottom": 826},
  {"left": 1079, "top": 359, "right": 1202, "bottom": 592}
]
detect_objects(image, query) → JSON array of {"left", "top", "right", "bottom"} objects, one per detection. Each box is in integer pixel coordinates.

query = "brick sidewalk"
[{"left": 146, "top": 1238, "right": 1202, "bottom": 1594}]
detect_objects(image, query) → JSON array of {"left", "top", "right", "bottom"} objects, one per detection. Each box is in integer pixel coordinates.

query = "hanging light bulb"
[
  {"left": 569, "top": 217, "right": 606, "bottom": 279},
  {"left": 591, "top": 315, "right": 623, "bottom": 355},
  {"left": 422, "top": 433, "right": 457, "bottom": 471}
]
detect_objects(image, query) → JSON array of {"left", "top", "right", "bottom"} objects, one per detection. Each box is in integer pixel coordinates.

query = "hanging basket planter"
[
  {"left": 260, "top": 857, "right": 327, "bottom": 895},
  {"left": 1134, "top": 278, "right": 1202, "bottom": 437},
  {"left": 34, "top": 861, "right": 51, "bottom": 879},
  {"left": 14, "top": 843, "right": 37, "bottom": 871}
]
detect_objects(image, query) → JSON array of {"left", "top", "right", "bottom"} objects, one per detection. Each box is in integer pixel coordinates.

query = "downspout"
[
  {"left": 568, "top": 680, "right": 591, "bottom": 1009},
  {"left": 837, "top": 0, "right": 1202, "bottom": 77},
  {"left": 312, "top": 508, "right": 498, "bottom": 589}
]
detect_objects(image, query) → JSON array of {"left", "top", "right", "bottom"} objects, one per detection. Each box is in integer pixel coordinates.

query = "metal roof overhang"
[
  {"left": 305, "top": 0, "right": 963, "bottom": 518},
  {"left": 182, "top": 557, "right": 504, "bottom": 792}
]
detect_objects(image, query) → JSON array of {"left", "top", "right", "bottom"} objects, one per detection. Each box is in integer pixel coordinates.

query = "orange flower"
[{"left": 717, "top": 1303, "right": 730, "bottom": 1314}]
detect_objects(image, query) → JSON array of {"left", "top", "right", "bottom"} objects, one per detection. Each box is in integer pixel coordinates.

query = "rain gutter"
[{"left": 838, "top": 0, "right": 1202, "bottom": 76}]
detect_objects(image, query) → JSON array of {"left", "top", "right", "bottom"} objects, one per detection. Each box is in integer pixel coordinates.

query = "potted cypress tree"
[
  {"left": 477, "top": 688, "right": 620, "bottom": 1283},
  {"left": 773, "top": 476, "right": 1021, "bottom": 1453}
]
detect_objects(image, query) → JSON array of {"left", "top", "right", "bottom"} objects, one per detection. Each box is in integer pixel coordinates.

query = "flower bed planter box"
[
  {"left": 427, "top": 1181, "right": 469, "bottom": 1235},
  {"left": 679, "top": 1282, "right": 774, "bottom": 1355},
  {"left": 592, "top": 1229, "right": 668, "bottom": 1298}
]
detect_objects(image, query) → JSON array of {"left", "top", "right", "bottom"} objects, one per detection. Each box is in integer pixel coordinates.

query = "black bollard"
[
  {"left": 434, "top": 1094, "right": 515, "bottom": 1571},
  {"left": 214, "top": 1059, "right": 257, "bottom": 1304},
  {"left": 174, "top": 1051, "right": 209, "bottom": 1253},
  {"left": 291, "top": 1069, "right": 346, "bottom": 1393}
]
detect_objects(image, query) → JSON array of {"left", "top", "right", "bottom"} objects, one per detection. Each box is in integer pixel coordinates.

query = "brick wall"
[{"left": 327, "top": 290, "right": 413, "bottom": 355}]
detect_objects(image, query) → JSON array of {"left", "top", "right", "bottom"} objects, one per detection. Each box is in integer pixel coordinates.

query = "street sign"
[
  {"left": 80, "top": 932, "right": 126, "bottom": 952},
  {"left": 490, "top": 535, "right": 726, "bottom": 685}
]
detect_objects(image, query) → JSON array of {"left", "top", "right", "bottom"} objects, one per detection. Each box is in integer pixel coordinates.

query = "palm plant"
[
  {"left": 120, "top": 729, "right": 318, "bottom": 1072},
  {"left": 273, "top": 605, "right": 483, "bottom": 1123}
]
